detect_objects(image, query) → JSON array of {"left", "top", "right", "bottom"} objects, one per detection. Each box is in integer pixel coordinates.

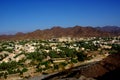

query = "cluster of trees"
[
  {"left": 0, "top": 54, "right": 8, "bottom": 61},
  {"left": 0, "top": 47, "right": 13, "bottom": 53},
  {"left": 0, "top": 61, "right": 18, "bottom": 71},
  {"left": 36, "top": 60, "right": 53, "bottom": 73},
  {"left": 109, "top": 44, "right": 120, "bottom": 54},
  {"left": 76, "top": 41, "right": 98, "bottom": 51},
  {"left": 0, "top": 41, "right": 14, "bottom": 53},
  {"left": 26, "top": 46, "right": 88, "bottom": 73},
  {"left": 27, "top": 51, "right": 47, "bottom": 62},
  {"left": 0, "top": 61, "right": 28, "bottom": 78}
]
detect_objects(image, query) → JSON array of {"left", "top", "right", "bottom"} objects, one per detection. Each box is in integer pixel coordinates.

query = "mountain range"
[{"left": 0, "top": 26, "right": 120, "bottom": 40}]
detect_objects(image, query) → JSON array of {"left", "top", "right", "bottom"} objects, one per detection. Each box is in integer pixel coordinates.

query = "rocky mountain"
[
  {"left": 96, "top": 26, "right": 120, "bottom": 36},
  {"left": 0, "top": 26, "right": 119, "bottom": 40}
]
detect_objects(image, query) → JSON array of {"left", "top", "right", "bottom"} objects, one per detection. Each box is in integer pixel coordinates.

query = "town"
[{"left": 0, "top": 36, "right": 120, "bottom": 79}]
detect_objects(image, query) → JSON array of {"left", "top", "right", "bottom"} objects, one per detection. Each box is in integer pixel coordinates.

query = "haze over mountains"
[
  {"left": 0, "top": 26, "right": 120, "bottom": 40},
  {"left": 96, "top": 26, "right": 120, "bottom": 36}
]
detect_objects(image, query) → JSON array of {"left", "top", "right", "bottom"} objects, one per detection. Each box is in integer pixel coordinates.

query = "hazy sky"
[{"left": 0, "top": 0, "right": 120, "bottom": 34}]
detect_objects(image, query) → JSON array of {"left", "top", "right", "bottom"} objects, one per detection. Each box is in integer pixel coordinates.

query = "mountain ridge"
[{"left": 0, "top": 26, "right": 120, "bottom": 40}]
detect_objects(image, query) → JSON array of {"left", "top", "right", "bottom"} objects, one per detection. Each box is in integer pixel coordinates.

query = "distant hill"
[
  {"left": 0, "top": 26, "right": 120, "bottom": 40},
  {"left": 96, "top": 26, "right": 120, "bottom": 36}
]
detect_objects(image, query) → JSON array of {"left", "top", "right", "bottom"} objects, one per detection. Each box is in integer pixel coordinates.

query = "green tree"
[
  {"left": 27, "top": 52, "right": 45, "bottom": 61},
  {"left": 4, "top": 72, "right": 8, "bottom": 79},
  {"left": 49, "top": 51, "right": 60, "bottom": 58},
  {"left": 76, "top": 51, "right": 87, "bottom": 61},
  {"left": 71, "top": 58, "right": 78, "bottom": 63}
]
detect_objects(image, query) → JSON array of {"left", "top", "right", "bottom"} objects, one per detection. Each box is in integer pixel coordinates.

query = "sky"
[{"left": 0, "top": 0, "right": 120, "bottom": 34}]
